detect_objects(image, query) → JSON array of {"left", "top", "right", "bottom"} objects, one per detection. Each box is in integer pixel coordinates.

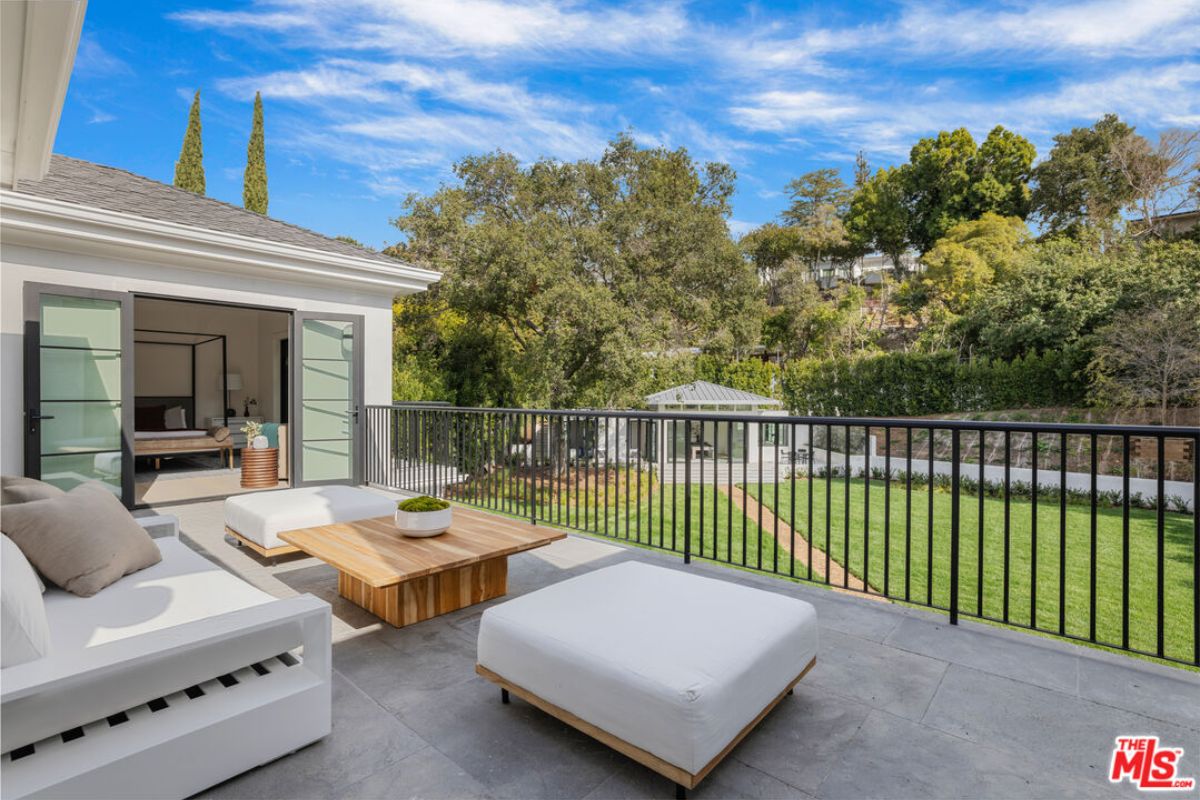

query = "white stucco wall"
[{"left": 0, "top": 241, "right": 398, "bottom": 476}]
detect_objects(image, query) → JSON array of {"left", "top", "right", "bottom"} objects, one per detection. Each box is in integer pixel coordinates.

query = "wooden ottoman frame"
[
  {"left": 476, "top": 655, "right": 817, "bottom": 798},
  {"left": 226, "top": 527, "right": 301, "bottom": 558}
]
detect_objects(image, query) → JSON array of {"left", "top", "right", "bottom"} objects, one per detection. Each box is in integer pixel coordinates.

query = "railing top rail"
[{"left": 367, "top": 404, "right": 1200, "bottom": 438}]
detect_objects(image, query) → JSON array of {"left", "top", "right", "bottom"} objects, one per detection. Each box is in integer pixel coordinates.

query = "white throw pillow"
[
  {"left": 164, "top": 406, "right": 188, "bottom": 430},
  {"left": 1, "top": 533, "right": 51, "bottom": 667}
]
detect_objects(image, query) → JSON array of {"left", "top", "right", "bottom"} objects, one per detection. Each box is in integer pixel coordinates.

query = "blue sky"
[{"left": 56, "top": 0, "right": 1200, "bottom": 250}]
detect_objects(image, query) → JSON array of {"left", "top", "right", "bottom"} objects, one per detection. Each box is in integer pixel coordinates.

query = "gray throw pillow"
[
  {"left": 0, "top": 482, "right": 161, "bottom": 597},
  {"left": 1, "top": 476, "right": 66, "bottom": 506}
]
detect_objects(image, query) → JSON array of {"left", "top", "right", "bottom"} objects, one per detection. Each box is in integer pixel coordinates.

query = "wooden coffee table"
[{"left": 278, "top": 507, "right": 566, "bottom": 627}]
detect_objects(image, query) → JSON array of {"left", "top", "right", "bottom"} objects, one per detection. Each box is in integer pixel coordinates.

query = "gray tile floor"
[{"left": 151, "top": 498, "right": 1200, "bottom": 800}]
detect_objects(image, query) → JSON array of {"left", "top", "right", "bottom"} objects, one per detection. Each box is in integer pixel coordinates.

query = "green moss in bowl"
[{"left": 397, "top": 496, "right": 450, "bottom": 512}]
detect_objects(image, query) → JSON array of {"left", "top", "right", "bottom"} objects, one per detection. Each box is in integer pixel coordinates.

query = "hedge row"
[
  {"left": 780, "top": 350, "right": 1083, "bottom": 417},
  {"left": 694, "top": 355, "right": 782, "bottom": 400}
]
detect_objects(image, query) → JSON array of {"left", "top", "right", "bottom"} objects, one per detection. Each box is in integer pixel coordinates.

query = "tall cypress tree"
[
  {"left": 243, "top": 91, "right": 268, "bottom": 214},
  {"left": 174, "top": 90, "right": 206, "bottom": 195}
]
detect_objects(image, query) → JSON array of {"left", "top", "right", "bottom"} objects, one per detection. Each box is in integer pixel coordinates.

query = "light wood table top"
[{"left": 278, "top": 507, "right": 566, "bottom": 589}]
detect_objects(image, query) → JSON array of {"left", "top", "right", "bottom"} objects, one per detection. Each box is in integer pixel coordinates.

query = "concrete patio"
[{"left": 148, "top": 496, "right": 1199, "bottom": 800}]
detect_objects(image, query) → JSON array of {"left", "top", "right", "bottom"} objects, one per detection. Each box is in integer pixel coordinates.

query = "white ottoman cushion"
[
  {"left": 477, "top": 561, "right": 818, "bottom": 776},
  {"left": 225, "top": 486, "right": 397, "bottom": 550}
]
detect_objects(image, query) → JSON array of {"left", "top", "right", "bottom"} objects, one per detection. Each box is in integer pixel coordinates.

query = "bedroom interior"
[{"left": 133, "top": 296, "right": 291, "bottom": 504}]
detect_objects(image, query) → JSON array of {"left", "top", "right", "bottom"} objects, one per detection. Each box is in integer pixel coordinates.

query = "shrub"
[
  {"left": 695, "top": 355, "right": 783, "bottom": 399},
  {"left": 781, "top": 350, "right": 1082, "bottom": 417},
  {"left": 397, "top": 495, "right": 451, "bottom": 512}
]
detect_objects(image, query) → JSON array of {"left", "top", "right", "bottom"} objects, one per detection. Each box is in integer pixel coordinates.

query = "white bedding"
[
  {"left": 477, "top": 561, "right": 818, "bottom": 776},
  {"left": 135, "top": 430, "right": 211, "bottom": 440}
]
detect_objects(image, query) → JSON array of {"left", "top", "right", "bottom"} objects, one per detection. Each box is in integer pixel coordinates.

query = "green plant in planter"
[
  {"left": 241, "top": 420, "right": 263, "bottom": 440},
  {"left": 397, "top": 496, "right": 450, "bottom": 512}
]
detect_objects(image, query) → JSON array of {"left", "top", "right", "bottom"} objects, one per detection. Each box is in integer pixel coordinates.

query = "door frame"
[
  {"left": 23, "top": 282, "right": 135, "bottom": 507},
  {"left": 291, "top": 311, "right": 364, "bottom": 486}
]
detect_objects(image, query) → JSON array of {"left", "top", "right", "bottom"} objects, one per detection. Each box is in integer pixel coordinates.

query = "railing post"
[
  {"left": 683, "top": 418, "right": 692, "bottom": 565},
  {"left": 949, "top": 427, "right": 961, "bottom": 626},
  {"left": 530, "top": 413, "right": 538, "bottom": 526}
]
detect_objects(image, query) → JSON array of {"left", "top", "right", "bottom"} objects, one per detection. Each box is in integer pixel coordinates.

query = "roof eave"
[
  {"left": 0, "top": 190, "right": 441, "bottom": 293},
  {"left": 0, "top": 1, "right": 87, "bottom": 187}
]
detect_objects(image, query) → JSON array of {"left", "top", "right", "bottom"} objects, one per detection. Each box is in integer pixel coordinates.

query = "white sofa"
[{"left": 1, "top": 516, "right": 332, "bottom": 800}]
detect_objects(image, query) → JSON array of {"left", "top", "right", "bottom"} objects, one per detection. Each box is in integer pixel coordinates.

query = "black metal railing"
[{"left": 364, "top": 404, "right": 1199, "bottom": 666}]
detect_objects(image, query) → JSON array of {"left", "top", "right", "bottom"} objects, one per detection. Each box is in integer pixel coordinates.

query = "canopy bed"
[{"left": 133, "top": 330, "right": 234, "bottom": 468}]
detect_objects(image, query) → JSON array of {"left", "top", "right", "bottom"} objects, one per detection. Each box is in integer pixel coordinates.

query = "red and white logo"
[{"left": 1110, "top": 736, "right": 1195, "bottom": 791}]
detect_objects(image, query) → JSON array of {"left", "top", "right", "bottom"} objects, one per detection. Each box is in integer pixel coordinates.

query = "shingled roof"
[
  {"left": 645, "top": 380, "right": 781, "bottom": 407},
  {"left": 12, "top": 154, "right": 401, "bottom": 267}
]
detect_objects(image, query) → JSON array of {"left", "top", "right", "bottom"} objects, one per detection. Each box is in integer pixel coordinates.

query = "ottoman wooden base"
[
  {"left": 226, "top": 526, "right": 301, "bottom": 558},
  {"left": 477, "top": 657, "right": 817, "bottom": 795},
  {"left": 338, "top": 556, "right": 508, "bottom": 627}
]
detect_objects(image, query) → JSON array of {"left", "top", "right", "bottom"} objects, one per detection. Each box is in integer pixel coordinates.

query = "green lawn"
[
  {"left": 456, "top": 469, "right": 783, "bottom": 573},
  {"left": 747, "top": 476, "right": 1196, "bottom": 664},
  {"left": 451, "top": 467, "right": 1196, "bottom": 665}
]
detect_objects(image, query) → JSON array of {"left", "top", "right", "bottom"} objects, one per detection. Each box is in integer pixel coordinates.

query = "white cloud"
[
  {"left": 339, "top": 109, "right": 606, "bottom": 163},
  {"left": 730, "top": 90, "right": 862, "bottom": 132},
  {"left": 72, "top": 35, "right": 132, "bottom": 77},
  {"left": 726, "top": 218, "right": 760, "bottom": 237},
  {"left": 170, "top": 0, "right": 1200, "bottom": 208},
  {"left": 721, "top": 59, "right": 1200, "bottom": 168},
  {"left": 896, "top": 0, "right": 1200, "bottom": 59},
  {"left": 174, "top": 0, "right": 689, "bottom": 59},
  {"left": 707, "top": 0, "right": 1200, "bottom": 89},
  {"left": 219, "top": 61, "right": 393, "bottom": 102},
  {"left": 215, "top": 55, "right": 606, "bottom": 177}
]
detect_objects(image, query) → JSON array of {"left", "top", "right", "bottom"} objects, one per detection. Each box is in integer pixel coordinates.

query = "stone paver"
[{"left": 158, "top": 498, "right": 1200, "bottom": 800}]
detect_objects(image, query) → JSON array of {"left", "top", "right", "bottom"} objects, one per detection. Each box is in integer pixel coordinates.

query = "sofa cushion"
[
  {"left": 1, "top": 483, "right": 161, "bottom": 597},
  {"left": 41, "top": 537, "right": 274, "bottom": 650},
  {"left": 1, "top": 534, "right": 51, "bottom": 667},
  {"left": 0, "top": 475, "right": 65, "bottom": 506},
  {"left": 164, "top": 405, "right": 188, "bottom": 430},
  {"left": 477, "top": 561, "right": 819, "bottom": 775},
  {"left": 225, "top": 485, "right": 396, "bottom": 550}
]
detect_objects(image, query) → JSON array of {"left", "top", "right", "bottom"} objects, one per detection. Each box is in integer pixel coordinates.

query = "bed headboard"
[{"left": 135, "top": 396, "right": 197, "bottom": 431}]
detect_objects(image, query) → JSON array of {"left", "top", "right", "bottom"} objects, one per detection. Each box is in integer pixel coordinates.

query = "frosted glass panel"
[
  {"left": 302, "top": 360, "right": 351, "bottom": 399},
  {"left": 301, "top": 441, "right": 351, "bottom": 482},
  {"left": 40, "top": 453, "right": 122, "bottom": 493},
  {"left": 40, "top": 402, "right": 121, "bottom": 454},
  {"left": 300, "top": 318, "right": 355, "bottom": 482},
  {"left": 40, "top": 350, "right": 122, "bottom": 401},
  {"left": 302, "top": 319, "right": 353, "bottom": 361},
  {"left": 41, "top": 296, "right": 122, "bottom": 349},
  {"left": 302, "top": 400, "right": 351, "bottom": 440},
  {"left": 36, "top": 292, "right": 125, "bottom": 497}
]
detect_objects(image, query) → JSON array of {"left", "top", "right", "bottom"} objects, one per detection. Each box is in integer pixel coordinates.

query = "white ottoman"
[
  {"left": 224, "top": 486, "right": 397, "bottom": 556},
  {"left": 476, "top": 561, "right": 818, "bottom": 796}
]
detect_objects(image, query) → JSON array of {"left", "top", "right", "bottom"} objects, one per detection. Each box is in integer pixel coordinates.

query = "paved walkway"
[
  {"left": 726, "top": 486, "right": 865, "bottom": 592},
  {"left": 145, "top": 498, "right": 1200, "bottom": 800}
]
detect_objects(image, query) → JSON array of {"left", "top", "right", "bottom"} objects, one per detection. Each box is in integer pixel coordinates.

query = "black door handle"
[{"left": 30, "top": 411, "right": 56, "bottom": 421}]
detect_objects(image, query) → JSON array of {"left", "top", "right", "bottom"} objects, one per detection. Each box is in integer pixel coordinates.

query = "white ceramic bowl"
[{"left": 394, "top": 506, "right": 452, "bottom": 537}]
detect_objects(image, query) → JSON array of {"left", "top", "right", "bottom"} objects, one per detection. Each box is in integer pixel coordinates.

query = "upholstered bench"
[
  {"left": 476, "top": 561, "right": 818, "bottom": 798},
  {"left": 224, "top": 485, "right": 397, "bottom": 557}
]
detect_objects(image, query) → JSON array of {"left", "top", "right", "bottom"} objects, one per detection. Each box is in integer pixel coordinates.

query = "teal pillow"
[{"left": 261, "top": 422, "right": 279, "bottom": 448}]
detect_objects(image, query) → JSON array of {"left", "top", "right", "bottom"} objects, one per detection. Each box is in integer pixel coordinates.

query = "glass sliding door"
[
  {"left": 23, "top": 284, "right": 133, "bottom": 504},
  {"left": 293, "top": 313, "right": 363, "bottom": 485}
]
